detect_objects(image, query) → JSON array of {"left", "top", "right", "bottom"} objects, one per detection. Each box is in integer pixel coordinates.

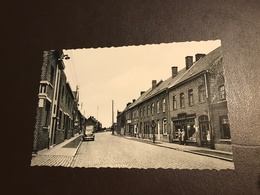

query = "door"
[{"left": 157, "top": 121, "right": 160, "bottom": 140}]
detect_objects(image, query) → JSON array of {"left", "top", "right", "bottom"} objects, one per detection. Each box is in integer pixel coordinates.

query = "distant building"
[
  {"left": 116, "top": 46, "right": 231, "bottom": 152},
  {"left": 85, "top": 116, "right": 102, "bottom": 132}
]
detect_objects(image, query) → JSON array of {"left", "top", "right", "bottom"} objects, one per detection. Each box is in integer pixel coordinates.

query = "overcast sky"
[{"left": 63, "top": 40, "right": 221, "bottom": 127}]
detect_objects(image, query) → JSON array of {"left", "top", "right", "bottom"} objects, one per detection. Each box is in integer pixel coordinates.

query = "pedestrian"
[
  {"left": 178, "top": 129, "right": 182, "bottom": 145},
  {"left": 181, "top": 129, "right": 186, "bottom": 145}
]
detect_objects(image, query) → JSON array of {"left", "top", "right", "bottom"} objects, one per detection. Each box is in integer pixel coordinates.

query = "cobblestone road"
[{"left": 71, "top": 132, "right": 235, "bottom": 170}]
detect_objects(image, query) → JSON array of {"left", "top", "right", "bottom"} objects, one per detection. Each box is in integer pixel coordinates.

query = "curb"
[
  {"left": 121, "top": 135, "right": 233, "bottom": 162},
  {"left": 72, "top": 137, "right": 83, "bottom": 157},
  {"left": 183, "top": 150, "right": 233, "bottom": 162}
]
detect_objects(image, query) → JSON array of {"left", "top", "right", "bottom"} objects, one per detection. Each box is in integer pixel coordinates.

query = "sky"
[{"left": 63, "top": 40, "right": 221, "bottom": 128}]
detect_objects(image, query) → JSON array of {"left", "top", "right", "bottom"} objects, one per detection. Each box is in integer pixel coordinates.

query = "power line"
[{"left": 68, "top": 50, "right": 80, "bottom": 87}]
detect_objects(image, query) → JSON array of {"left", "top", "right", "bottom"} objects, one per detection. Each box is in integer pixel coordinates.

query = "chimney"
[
  {"left": 133, "top": 99, "right": 136, "bottom": 103},
  {"left": 127, "top": 102, "right": 131, "bottom": 107},
  {"left": 185, "top": 56, "right": 193, "bottom": 70},
  {"left": 152, "top": 80, "right": 157, "bottom": 89},
  {"left": 140, "top": 91, "right": 145, "bottom": 95},
  {"left": 171, "top": 66, "right": 178, "bottom": 78},
  {"left": 195, "top": 53, "right": 206, "bottom": 61}
]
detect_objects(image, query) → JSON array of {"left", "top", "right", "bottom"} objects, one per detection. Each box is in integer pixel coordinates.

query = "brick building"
[
  {"left": 85, "top": 116, "right": 102, "bottom": 132},
  {"left": 33, "top": 50, "right": 82, "bottom": 153},
  {"left": 168, "top": 47, "right": 230, "bottom": 151},
  {"left": 116, "top": 46, "right": 231, "bottom": 152}
]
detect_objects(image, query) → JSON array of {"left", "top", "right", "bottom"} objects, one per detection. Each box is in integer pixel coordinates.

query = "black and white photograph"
[
  {"left": 3, "top": 0, "right": 260, "bottom": 194},
  {"left": 31, "top": 40, "right": 234, "bottom": 170}
]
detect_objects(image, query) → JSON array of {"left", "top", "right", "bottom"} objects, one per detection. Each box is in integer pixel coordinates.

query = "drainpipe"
[
  {"left": 166, "top": 89, "right": 172, "bottom": 143},
  {"left": 204, "top": 71, "right": 215, "bottom": 149},
  {"left": 48, "top": 61, "right": 60, "bottom": 148}
]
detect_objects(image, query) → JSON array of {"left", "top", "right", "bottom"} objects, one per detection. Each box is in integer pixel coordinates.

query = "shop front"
[
  {"left": 172, "top": 113, "right": 196, "bottom": 145},
  {"left": 198, "top": 115, "right": 211, "bottom": 147}
]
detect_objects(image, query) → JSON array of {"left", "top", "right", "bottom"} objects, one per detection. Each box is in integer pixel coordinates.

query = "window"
[
  {"left": 39, "top": 84, "right": 47, "bottom": 93},
  {"left": 180, "top": 93, "right": 185, "bottom": 108},
  {"left": 140, "top": 108, "right": 142, "bottom": 117},
  {"left": 45, "top": 101, "right": 51, "bottom": 126},
  {"left": 50, "top": 66, "right": 55, "bottom": 85},
  {"left": 219, "top": 85, "right": 226, "bottom": 100},
  {"left": 62, "top": 86, "right": 64, "bottom": 99},
  {"left": 58, "top": 110, "right": 62, "bottom": 129},
  {"left": 126, "top": 112, "right": 130, "bottom": 120},
  {"left": 147, "top": 105, "right": 150, "bottom": 116},
  {"left": 162, "top": 98, "right": 166, "bottom": 112},
  {"left": 68, "top": 97, "right": 70, "bottom": 108},
  {"left": 173, "top": 95, "right": 177, "bottom": 110},
  {"left": 220, "top": 115, "right": 231, "bottom": 139},
  {"left": 143, "top": 107, "right": 146, "bottom": 116},
  {"left": 163, "top": 119, "right": 167, "bottom": 134},
  {"left": 157, "top": 101, "right": 160, "bottom": 113},
  {"left": 188, "top": 89, "right": 194, "bottom": 105},
  {"left": 151, "top": 103, "right": 154, "bottom": 115},
  {"left": 198, "top": 85, "right": 206, "bottom": 102}
]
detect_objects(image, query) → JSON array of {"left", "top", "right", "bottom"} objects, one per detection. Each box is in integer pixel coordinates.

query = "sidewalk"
[
  {"left": 35, "top": 133, "right": 83, "bottom": 157},
  {"left": 122, "top": 135, "right": 233, "bottom": 162}
]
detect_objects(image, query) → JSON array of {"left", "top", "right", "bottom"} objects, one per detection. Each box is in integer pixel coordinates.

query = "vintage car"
[{"left": 82, "top": 125, "right": 95, "bottom": 141}]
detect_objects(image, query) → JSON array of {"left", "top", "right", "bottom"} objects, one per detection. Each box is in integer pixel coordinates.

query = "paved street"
[{"left": 70, "top": 132, "right": 234, "bottom": 170}]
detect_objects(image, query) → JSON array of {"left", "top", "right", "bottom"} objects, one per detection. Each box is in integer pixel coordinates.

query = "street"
[{"left": 70, "top": 132, "right": 234, "bottom": 170}]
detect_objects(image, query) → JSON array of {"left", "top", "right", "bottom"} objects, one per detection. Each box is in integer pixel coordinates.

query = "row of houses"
[
  {"left": 32, "top": 50, "right": 101, "bottom": 153},
  {"left": 116, "top": 46, "right": 231, "bottom": 152}
]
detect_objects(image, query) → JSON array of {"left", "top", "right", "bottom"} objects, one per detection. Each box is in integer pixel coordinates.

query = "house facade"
[
  {"left": 85, "top": 116, "right": 102, "bottom": 132},
  {"left": 116, "top": 46, "right": 231, "bottom": 152},
  {"left": 33, "top": 50, "right": 82, "bottom": 153}
]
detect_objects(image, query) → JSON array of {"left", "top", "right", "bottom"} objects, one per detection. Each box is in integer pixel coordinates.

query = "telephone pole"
[{"left": 112, "top": 100, "right": 114, "bottom": 135}]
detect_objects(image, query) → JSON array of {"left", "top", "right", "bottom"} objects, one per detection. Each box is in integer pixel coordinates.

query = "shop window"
[
  {"left": 198, "top": 85, "right": 206, "bottom": 102},
  {"left": 187, "top": 123, "right": 195, "bottom": 140},
  {"left": 180, "top": 93, "right": 185, "bottom": 108},
  {"left": 173, "top": 95, "right": 177, "bottom": 110},
  {"left": 163, "top": 119, "right": 167, "bottom": 134},
  {"left": 162, "top": 98, "right": 166, "bottom": 112},
  {"left": 157, "top": 101, "right": 159, "bottom": 113},
  {"left": 219, "top": 85, "right": 226, "bottom": 100},
  {"left": 188, "top": 89, "right": 194, "bottom": 105},
  {"left": 220, "top": 115, "right": 231, "bottom": 139}
]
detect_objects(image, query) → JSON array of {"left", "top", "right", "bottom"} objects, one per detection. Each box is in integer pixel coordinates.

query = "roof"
[
  {"left": 121, "top": 46, "right": 222, "bottom": 112},
  {"left": 169, "top": 46, "right": 222, "bottom": 88}
]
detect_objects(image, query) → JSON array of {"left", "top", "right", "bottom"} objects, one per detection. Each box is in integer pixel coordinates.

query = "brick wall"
[{"left": 169, "top": 75, "right": 208, "bottom": 142}]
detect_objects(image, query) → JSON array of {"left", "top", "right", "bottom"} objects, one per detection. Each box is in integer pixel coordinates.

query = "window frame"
[
  {"left": 198, "top": 85, "right": 206, "bottom": 102},
  {"left": 219, "top": 85, "right": 226, "bottom": 101},
  {"left": 173, "top": 95, "right": 177, "bottom": 110},
  {"left": 188, "top": 89, "right": 194, "bottom": 106},
  {"left": 180, "top": 93, "right": 185, "bottom": 108},
  {"left": 162, "top": 98, "right": 166, "bottom": 112}
]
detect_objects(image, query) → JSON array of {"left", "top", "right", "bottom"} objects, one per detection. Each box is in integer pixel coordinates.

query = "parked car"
[{"left": 82, "top": 125, "right": 95, "bottom": 141}]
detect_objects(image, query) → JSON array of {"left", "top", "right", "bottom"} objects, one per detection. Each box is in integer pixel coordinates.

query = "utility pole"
[{"left": 112, "top": 100, "right": 114, "bottom": 135}]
